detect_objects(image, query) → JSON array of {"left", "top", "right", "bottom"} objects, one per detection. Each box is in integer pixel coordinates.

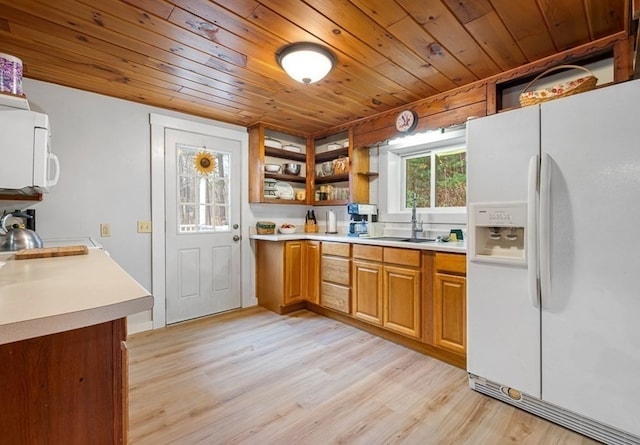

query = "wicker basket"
[
  {"left": 256, "top": 221, "right": 275, "bottom": 235},
  {"left": 519, "top": 65, "right": 597, "bottom": 107}
]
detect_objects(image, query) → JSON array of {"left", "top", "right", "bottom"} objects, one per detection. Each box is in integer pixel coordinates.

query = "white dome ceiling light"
[{"left": 276, "top": 43, "right": 336, "bottom": 84}]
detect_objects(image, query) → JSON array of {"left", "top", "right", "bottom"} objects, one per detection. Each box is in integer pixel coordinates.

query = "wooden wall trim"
[
  {"left": 614, "top": 37, "right": 633, "bottom": 81},
  {"left": 304, "top": 32, "right": 630, "bottom": 147},
  {"left": 347, "top": 32, "right": 629, "bottom": 147},
  {"left": 353, "top": 102, "right": 485, "bottom": 148},
  {"left": 352, "top": 83, "right": 487, "bottom": 147},
  {"left": 485, "top": 31, "right": 629, "bottom": 86}
]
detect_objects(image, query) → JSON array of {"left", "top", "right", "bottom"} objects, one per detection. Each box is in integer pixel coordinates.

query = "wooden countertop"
[
  {"left": 250, "top": 233, "right": 467, "bottom": 254},
  {"left": 0, "top": 249, "right": 153, "bottom": 345}
]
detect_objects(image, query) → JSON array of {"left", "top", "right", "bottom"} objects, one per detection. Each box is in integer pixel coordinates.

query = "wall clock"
[{"left": 395, "top": 110, "right": 418, "bottom": 133}]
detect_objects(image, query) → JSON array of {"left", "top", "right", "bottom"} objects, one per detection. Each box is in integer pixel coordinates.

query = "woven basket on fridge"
[{"left": 519, "top": 64, "right": 598, "bottom": 107}]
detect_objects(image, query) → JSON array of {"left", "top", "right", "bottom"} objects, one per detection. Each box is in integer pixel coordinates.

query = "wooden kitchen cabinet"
[
  {"left": 248, "top": 123, "right": 311, "bottom": 204},
  {"left": 248, "top": 124, "right": 373, "bottom": 206},
  {"left": 256, "top": 239, "right": 320, "bottom": 313},
  {"left": 303, "top": 240, "right": 321, "bottom": 304},
  {"left": 352, "top": 244, "right": 383, "bottom": 325},
  {"left": 352, "top": 245, "right": 421, "bottom": 338},
  {"left": 313, "top": 128, "right": 372, "bottom": 206},
  {"left": 383, "top": 248, "right": 421, "bottom": 339},
  {"left": 0, "top": 319, "right": 127, "bottom": 444},
  {"left": 320, "top": 241, "right": 351, "bottom": 313},
  {"left": 433, "top": 253, "right": 467, "bottom": 355},
  {"left": 256, "top": 240, "right": 306, "bottom": 314},
  {"left": 284, "top": 240, "right": 305, "bottom": 304},
  {"left": 353, "top": 260, "right": 384, "bottom": 325}
]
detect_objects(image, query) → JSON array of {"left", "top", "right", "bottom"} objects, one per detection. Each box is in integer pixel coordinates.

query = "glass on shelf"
[{"left": 315, "top": 183, "right": 349, "bottom": 202}]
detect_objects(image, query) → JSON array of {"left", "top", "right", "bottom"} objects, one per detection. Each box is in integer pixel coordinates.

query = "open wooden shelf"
[
  {"left": 265, "top": 147, "right": 306, "bottom": 162},
  {"left": 315, "top": 173, "right": 349, "bottom": 184},
  {"left": 261, "top": 197, "right": 306, "bottom": 204},
  {"left": 315, "top": 147, "right": 348, "bottom": 163},
  {"left": 264, "top": 173, "right": 306, "bottom": 183}
]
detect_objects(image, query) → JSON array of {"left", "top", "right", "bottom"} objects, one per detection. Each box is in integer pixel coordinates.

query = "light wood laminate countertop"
[
  {"left": 250, "top": 233, "right": 466, "bottom": 254},
  {"left": 0, "top": 249, "right": 153, "bottom": 345}
]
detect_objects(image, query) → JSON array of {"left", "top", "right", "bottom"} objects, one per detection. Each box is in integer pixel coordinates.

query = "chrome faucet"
[{"left": 410, "top": 192, "right": 423, "bottom": 239}]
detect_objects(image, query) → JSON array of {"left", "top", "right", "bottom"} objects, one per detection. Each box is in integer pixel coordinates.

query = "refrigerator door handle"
[
  {"left": 527, "top": 154, "right": 540, "bottom": 307},
  {"left": 539, "top": 153, "right": 551, "bottom": 307}
]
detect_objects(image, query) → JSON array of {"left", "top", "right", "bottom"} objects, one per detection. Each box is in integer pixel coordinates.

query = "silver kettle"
[{"left": 0, "top": 212, "right": 43, "bottom": 252}]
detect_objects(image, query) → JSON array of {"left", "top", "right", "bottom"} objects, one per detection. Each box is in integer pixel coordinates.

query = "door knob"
[{"left": 233, "top": 235, "right": 240, "bottom": 241}]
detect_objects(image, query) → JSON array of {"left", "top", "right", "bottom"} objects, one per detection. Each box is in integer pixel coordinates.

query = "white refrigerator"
[{"left": 466, "top": 78, "right": 640, "bottom": 445}]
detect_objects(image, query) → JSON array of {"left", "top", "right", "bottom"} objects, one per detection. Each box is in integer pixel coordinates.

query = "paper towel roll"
[{"left": 327, "top": 210, "right": 337, "bottom": 233}]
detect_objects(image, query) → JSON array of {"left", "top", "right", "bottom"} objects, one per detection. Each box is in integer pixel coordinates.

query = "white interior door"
[{"left": 165, "top": 128, "right": 241, "bottom": 324}]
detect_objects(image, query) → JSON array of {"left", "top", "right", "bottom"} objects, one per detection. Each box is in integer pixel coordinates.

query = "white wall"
[{"left": 22, "top": 78, "right": 253, "bottom": 332}]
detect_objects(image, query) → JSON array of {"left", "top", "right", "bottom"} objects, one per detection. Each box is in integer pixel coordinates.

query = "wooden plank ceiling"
[{"left": 0, "top": 0, "right": 628, "bottom": 134}]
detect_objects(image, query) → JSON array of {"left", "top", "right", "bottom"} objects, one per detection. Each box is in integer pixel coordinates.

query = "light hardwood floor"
[{"left": 128, "top": 307, "right": 598, "bottom": 445}]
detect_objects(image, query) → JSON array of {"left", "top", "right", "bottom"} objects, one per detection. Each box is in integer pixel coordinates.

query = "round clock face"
[{"left": 395, "top": 110, "right": 418, "bottom": 133}]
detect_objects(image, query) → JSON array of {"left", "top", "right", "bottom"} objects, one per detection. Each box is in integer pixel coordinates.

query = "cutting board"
[{"left": 15, "top": 245, "right": 89, "bottom": 260}]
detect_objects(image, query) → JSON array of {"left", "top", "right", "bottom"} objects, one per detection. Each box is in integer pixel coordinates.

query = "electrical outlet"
[
  {"left": 137, "top": 220, "right": 152, "bottom": 233},
  {"left": 100, "top": 223, "right": 111, "bottom": 237}
]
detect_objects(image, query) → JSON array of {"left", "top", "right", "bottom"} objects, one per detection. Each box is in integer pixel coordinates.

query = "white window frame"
[{"left": 377, "top": 128, "right": 467, "bottom": 224}]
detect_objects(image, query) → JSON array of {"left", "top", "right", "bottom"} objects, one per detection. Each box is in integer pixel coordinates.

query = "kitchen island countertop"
[
  {"left": 250, "top": 232, "right": 466, "bottom": 254},
  {"left": 0, "top": 249, "right": 153, "bottom": 345}
]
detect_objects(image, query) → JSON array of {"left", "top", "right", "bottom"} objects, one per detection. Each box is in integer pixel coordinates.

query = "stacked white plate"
[
  {"left": 265, "top": 137, "right": 282, "bottom": 149},
  {"left": 264, "top": 178, "right": 277, "bottom": 198},
  {"left": 275, "top": 182, "right": 294, "bottom": 200}
]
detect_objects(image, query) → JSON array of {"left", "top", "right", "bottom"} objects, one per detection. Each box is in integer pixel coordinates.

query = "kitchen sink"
[{"left": 370, "top": 236, "right": 436, "bottom": 243}]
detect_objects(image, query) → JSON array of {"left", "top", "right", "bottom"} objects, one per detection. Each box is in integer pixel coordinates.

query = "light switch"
[
  {"left": 137, "top": 220, "right": 152, "bottom": 233},
  {"left": 100, "top": 223, "right": 111, "bottom": 237}
]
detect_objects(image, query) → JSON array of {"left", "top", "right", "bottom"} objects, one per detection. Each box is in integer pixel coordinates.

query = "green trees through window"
[{"left": 404, "top": 148, "right": 466, "bottom": 209}]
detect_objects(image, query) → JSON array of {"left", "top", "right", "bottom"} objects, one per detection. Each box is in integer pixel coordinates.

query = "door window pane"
[{"left": 176, "top": 146, "right": 231, "bottom": 233}]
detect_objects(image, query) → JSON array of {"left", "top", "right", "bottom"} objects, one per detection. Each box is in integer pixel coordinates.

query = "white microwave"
[{"left": 0, "top": 109, "right": 59, "bottom": 193}]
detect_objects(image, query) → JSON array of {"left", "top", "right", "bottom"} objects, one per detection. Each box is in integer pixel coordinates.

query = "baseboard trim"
[{"left": 306, "top": 302, "right": 466, "bottom": 369}]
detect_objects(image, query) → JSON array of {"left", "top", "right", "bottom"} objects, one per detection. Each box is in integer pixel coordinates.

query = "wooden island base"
[{"left": 0, "top": 319, "right": 128, "bottom": 444}]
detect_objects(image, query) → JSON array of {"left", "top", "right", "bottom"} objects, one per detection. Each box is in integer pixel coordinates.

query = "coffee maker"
[{"left": 347, "top": 203, "right": 378, "bottom": 237}]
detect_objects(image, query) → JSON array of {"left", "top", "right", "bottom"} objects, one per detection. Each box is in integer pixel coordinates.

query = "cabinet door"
[
  {"left": 352, "top": 260, "right": 383, "bottom": 325},
  {"left": 0, "top": 320, "right": 126, "bottom": 444},
  {"left": 304, "top": 241, "right": 320, "bottom": 304},
  {"left": 434, "top": 272, "right": 466, "bottom": 354},
  {"left": 284, "top": 241, "right": 304, "bottom": 304},
  {"left": 383, "top": 265, "right": 421, "bottom": 338}
]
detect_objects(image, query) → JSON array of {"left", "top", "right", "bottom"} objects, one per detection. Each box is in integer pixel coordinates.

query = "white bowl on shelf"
[
  {"left": 264, "top": 163, "right": 281, "bottom": 173},
  {"left": 279, "top": 225, "right": 296, "bottom": 234}
]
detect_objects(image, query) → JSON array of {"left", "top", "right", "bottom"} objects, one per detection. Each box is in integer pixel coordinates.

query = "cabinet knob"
[{"left": 233, "top": 235, "right": 241, "bottom": 242}]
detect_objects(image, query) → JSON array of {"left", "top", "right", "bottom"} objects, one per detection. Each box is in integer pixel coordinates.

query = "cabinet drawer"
[
  {"left": 435, "top": 253, "right": 466, "bottom": 275},
  {"left": 352, "top": 244, "right": 383, "bottom": 261},
  {"left": 322, "top": 256, "right": 350, "bottom": 285},
  {"left": 383, "top": 247, "right": 421, "bottom": 267},
  {"left": 321, "top": 282, "right": 350, "bottom": 314},
  {"left": 322, "top": 242, "right": 351, "bottom": 257}
]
